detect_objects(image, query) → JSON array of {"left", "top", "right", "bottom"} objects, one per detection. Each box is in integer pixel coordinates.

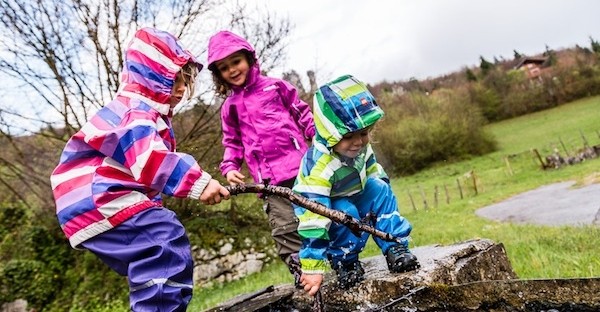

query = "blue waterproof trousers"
[
  {"left": 328, "top": 177, "right": 412, "bottom": 266},
  {"left": 81, "top": 207, "right": 193, "bottom": 312}
]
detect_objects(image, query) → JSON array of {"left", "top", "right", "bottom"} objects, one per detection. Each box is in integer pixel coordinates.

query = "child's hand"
[
  {"left": 226, "top": 170, "right": 245, "bottom": 185},
  {"left": 300, "top": 273, "right": 323, "bottom": 296},
  {"left": 200, "top": 179, "right": 230, "bottom": 205}
]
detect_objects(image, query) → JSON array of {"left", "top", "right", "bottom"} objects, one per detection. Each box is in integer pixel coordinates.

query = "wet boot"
[
  {"left": 332, "top": 260, "right": 365, "bottom": 289},
  {"left": 283, "top": 253, "right": 302, "bottom": 289},
  {"left": 385, "top": 244, "right": 420, "bottom": 273}
]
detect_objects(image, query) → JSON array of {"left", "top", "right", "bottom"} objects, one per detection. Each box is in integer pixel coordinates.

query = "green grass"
[{"left": 194, "top": 95, "right": 600, "bottom": 311}]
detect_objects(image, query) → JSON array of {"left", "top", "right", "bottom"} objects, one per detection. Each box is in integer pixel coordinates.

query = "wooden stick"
[{"left": 225, "top": 183, "right": 403, "bottom": 244}]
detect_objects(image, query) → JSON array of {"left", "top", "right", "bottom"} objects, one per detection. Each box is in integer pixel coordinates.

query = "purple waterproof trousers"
[{"left": 81, "top": 207, "right": 193, "bottom": 311}]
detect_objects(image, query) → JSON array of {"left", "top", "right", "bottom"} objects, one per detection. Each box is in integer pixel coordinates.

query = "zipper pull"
[{"left": 292, "top": 137, "right": 300, "bottom": 150}]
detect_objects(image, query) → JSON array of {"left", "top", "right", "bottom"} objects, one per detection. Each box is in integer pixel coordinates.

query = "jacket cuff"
[
  {"left": 220, "top": 164, "right": 240, "bottom": 177},
  {"left": 300, "top": 258, "right": 331, "bottom": 274},
  {"left": 189, "top": 172, "right": 212, "bottom": 199}
]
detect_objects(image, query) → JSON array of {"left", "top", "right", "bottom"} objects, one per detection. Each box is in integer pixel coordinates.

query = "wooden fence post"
[
  {"left": 504, "top": 156, "right": 513, "bottom": 176},
  {"left": 444, "top": 184, "right": 450, "bottom": 204},
  {"left": 580, "top": 129, "right": 590, "bottom": 148},
  {"left": 559, "top": 136, "right": 570, "bottom": 157},
  {"left": 532, "top": 148, "right": 546, "bottom": 170},
  {"left": 418, "top": 184, "right": 428, "bottom": 210},
  {"left": 434, "top": 185, "right": 439, "bottom": 209},
  {"left": 471, "top": 170, "right": 478, "bottom": 195},
  {"left": 456, "top": 178, "right": 463, "bottom": 199},
  {"left": 407, "top": 190, "right": 417, "bottom": 212}
]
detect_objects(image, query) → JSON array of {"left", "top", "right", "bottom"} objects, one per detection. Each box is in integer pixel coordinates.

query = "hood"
[
  {"left": 120, "top": 27, "right": 203, "bottom": 112},
  {"left": 207, "top": 30, "right": 257, "bottom": 71},
  {"left": 313, "top": 75, "right": 384, "bottom": 152}
]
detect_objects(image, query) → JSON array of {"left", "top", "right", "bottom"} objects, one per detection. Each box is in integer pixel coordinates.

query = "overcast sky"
[{"left": 259, "top": 0, "right": 600, "bottom": 85}]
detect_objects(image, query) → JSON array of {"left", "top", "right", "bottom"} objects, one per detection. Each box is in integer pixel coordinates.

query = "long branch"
[{"left": 225, "top": 183, "right": 402, "bottom": 244}]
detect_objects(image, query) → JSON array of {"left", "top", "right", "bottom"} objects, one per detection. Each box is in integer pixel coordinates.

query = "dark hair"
[{"left": 210, "top": 50, "right": 255, "bottom": 98}]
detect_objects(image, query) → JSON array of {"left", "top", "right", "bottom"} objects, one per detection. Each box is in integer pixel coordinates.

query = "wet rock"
[{"left": 207, "top": 238, "right": 518, "bottom": 311}]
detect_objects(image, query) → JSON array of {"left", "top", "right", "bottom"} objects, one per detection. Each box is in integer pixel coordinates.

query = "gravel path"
[{"left": 475, "top": 181, "right": 600, "bottom": 226}]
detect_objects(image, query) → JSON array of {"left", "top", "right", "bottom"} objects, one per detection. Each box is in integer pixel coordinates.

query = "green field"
[{"left": 194, "top": 95, "right": 600, "bottom": 311}]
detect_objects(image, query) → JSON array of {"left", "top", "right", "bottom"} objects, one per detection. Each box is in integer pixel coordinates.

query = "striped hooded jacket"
[
  {"left": 50, "top": 28, "right": 209, "bottom": 248},
  {"left": 293, "top": 75, "right": 389, "bottom": 273}
]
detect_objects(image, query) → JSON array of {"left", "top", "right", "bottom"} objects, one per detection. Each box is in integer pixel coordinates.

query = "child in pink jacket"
[{"left": 207, "top": 30, "right": 315, "bottom": 284}]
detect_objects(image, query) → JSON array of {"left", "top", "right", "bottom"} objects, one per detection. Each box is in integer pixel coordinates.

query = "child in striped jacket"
[
  {"left": 50, "top": 27, "right": 229, "bottom": 311},
  {"left": 293, "top": 75, "right": 419, "bottom": 296}
]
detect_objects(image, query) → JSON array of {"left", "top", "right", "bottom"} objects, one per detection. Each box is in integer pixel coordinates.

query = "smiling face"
[
  {"left": 214, "top": 51, "right": 251, "bottom": 87},
  {"left": 333, "top": 127, "right": 372, "bottom": 158}
]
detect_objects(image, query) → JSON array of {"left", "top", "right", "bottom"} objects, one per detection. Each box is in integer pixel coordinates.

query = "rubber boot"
[{"left": 385, "top": 244, "right": 420, "bottom": 273}]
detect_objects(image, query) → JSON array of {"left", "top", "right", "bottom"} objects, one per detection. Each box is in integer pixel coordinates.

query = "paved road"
[{"left": 476, "top": 181, "right": 600, "bottom": 226}]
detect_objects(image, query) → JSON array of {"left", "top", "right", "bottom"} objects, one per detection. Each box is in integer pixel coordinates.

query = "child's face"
[
  {"left": 214, "top": 51, "right": 250, "bottom": 87},
  {"left": 170, "top": 72, "right": 187, "bottom": 108},
  {"left": 333, "top": 127, "right": 371, "bottom": 158}
]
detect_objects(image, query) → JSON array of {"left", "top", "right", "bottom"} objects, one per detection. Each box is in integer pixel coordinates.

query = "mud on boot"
[
  {"left": 332, "top": 260, "right": 365, "bottom": 289},
  {"left": 385, "top": 244, "right": 420, "bottom": 273}
]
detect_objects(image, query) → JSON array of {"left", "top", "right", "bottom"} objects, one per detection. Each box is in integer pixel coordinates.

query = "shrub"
[
  {"left": 375, "top": 89, "right": 496, "bottom": 176},
  {"left": 0, "top": 260, "right": 55, "bottom": 309}
]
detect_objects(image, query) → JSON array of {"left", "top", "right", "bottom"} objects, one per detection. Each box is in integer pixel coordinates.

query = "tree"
[
  {"left": 590, "top": 36, "right": 600, "bottom": 54},
  {"left": 282, "top": 69, "right": 318, "bottom": 104},
  {"left": 479, "top": 56, "right": 494, "bottom": 76},
  {"left": 513, "top": 50, "right": 523, "bottom": 60},
  {"left": 544, "top": 44, "right": 557, "bottom": 66},
  {"left": 465, "top": 68, "right": 477, "bottom": 82},
  {"left": 0, "top": 0, "right": 292, "bottom": 209}
]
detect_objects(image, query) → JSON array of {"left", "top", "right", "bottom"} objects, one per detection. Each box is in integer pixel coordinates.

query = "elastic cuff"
[{"left": 189, "top": 172, "right": 212, "bottom": 199}]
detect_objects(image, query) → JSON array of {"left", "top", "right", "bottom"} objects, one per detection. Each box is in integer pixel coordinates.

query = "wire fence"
[{"left": 397, "top": 129, "right": 600, "bottom": 212}]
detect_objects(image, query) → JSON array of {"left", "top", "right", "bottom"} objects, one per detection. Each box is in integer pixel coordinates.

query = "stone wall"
[
  {"left": 0, "top": 237, "right": 278, "bottom": 312},
  {"left": 192, "top": 237, "right": 278, "bottom": 288}
]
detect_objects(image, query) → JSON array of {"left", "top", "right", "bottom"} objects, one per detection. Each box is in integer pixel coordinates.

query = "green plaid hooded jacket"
[{"left": 292, "top": 75, "right": 389, "bottom": 273}]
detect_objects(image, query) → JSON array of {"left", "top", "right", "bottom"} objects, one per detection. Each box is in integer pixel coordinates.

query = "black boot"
[
  {"left": 385, "top": 244, "right": 420, "bottom": 273},
  {"left": 332, "top": 260, "right": 365, "bottom": 289}
]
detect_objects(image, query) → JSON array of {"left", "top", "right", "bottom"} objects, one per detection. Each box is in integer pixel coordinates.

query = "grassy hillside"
[{"left": 194, "top": 95, "right": 600, "bottom": 311}]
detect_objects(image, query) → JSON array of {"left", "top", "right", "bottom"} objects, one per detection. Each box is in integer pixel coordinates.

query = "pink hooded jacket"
[{"left": 208, "top": 31, "right": 315, "bottom": 186}]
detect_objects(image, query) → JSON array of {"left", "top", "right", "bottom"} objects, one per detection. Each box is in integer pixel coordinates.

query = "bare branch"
[
  {"left": 0, "top": 0, "right": 292, "bottom": 209},
  {"left": 227, "top": 183, "right": 403, "bottom": 244}
]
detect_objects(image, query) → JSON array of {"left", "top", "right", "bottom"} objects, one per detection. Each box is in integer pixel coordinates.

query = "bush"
[
  {"left": 0, "top": 260, "right": 56, "bottom": 309},
  {"left": 375, "top": 89, "right": 496, "bottom": 176}
]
